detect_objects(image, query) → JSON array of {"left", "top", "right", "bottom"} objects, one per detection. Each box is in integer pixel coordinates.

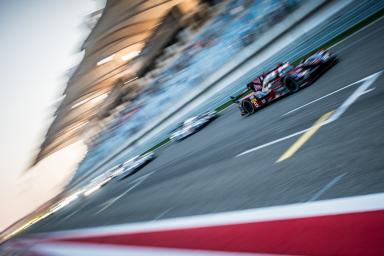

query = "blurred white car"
[
  {"left": 170, "top": 111, "right": 218, "bottom": 142},
  {"left": 117, "top": 152, "right": 156, "bottom": 180}
]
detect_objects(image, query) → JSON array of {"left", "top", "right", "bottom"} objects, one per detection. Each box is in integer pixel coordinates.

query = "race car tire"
[
  {"left": 241, "top": 99, "right": 255, "bottom": 115},
  {"left": 285, "top": 78, "right": 299, "bottom": 93}
]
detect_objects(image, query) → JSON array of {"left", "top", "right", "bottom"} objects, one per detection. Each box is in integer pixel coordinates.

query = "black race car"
[{"left": 231, "top": 49, "right": 337, "bottom": 115}]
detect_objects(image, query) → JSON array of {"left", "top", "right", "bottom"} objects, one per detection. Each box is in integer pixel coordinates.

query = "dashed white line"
[
  {"left": 282, "top": 82, "right": 357, "bottom": 117},
  {"left": 236, "top": 129, "right": 311, "bottom": 157},
  {"left": 308, "top": 173, "right": 347, "bottom": 202},
  {"left": 282, "top": 73, "right": 378, "bottom": 117},
  {"left": 59, "top": 208, "right": 82, "bottom": 223},
  {"left": 94, "top": 171, "right": 155, "bottom": 215},
  {"left": 152, "top": 208, "right": 173, "bottom": 222},
  {"left": 327, "top": 71, "right": 380, "bottom": 122},
  {"left": 360, "top": 87, "right": 375, "bottom": 95},
  {"left": 127, "top": 171, "right": 155, "bottom": 185}
]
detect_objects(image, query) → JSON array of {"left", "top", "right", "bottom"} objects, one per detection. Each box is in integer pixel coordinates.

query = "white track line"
[
  {"left": 327, "top": 71, "right": 380, "bottom": 122},
  {"left": 94, "top": 172, "right": 154, "bottom": 215},
  {"left": 236, "top": 71, "right": 381, "bottom": 158},
  {"left": 282, "top": 73, "right": 378, "bottom": 117},
  {"left": 128, "top": 171, "right": 155, "bottom": 185},
  {"left": 33, "top": 243, "right": 272, "bottom": 256},
  {"left": 360, "top": 87, "right": 375, "bottom": 95},
  {"left": 237, "top": 129, "right": 311, "bottom": 157},
  {"left": 59, "top": 208, "right": 82, "bottom": 223},
  {"left": 308, "top": 172, "right": 347, "bottom": 202},
  {"left": 282, "top": 82, "right": 359, "bottom": 117},
  {"left": 152, "top": 207, "right": 174, "bottom": 222},
  {"left": 29, "top": 192, "right": 384, "bottom": 239}
]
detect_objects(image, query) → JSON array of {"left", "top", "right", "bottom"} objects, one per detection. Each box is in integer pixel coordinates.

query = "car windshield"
[
  {"left": 305, "top": 54, "right": 322, "bottom": 63},
  {"left": 183, "top": 116, "right": 198, "bottom": 126},
  {"left": 277, "top": 63, "right": 293, "bottom": 76},
  {"left": 124, "top": 156, "right": 139, "bottom": 165},
  {"left": 263, "top": 71, "right": 278, "bottom": 87}
]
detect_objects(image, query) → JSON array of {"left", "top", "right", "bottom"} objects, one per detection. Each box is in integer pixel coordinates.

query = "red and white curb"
[{"left": 4, "top": 192, "right": 384, "bottom": 255}]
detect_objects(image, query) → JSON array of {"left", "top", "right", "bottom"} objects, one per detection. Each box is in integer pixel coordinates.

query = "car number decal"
[{"left": 251, "top": 98, "right": 259, "bottom": 107}]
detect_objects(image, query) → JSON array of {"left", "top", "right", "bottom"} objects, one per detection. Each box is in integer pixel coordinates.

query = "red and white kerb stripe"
[{"left": 5, "top": 192, "right": 384, "bottom": 255}]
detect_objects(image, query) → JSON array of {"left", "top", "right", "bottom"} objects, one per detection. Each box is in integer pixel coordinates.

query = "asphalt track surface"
[{"left": 24, "top": 17, "right": 384, "bottom": 235}]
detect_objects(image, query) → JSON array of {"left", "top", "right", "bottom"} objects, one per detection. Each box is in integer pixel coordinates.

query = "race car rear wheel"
[
  {"left": 241, "top": 100, "right": 255, "bottom": 115},
  {"left": 285, "top": 79, "right": 299, "bottom": 93}
]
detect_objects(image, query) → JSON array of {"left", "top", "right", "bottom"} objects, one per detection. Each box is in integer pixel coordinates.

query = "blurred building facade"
[{"left": 33, "top": 0, "right": 210, "bottom": 165}]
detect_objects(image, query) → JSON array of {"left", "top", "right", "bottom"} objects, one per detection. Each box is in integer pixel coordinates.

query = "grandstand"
[{"left": 32, "top": 0, "right": 206, "bottom": 166}]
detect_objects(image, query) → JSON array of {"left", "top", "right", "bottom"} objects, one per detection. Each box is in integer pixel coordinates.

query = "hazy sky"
[{"left": 0, "top": 0, "right": 105, "bottom": 232}]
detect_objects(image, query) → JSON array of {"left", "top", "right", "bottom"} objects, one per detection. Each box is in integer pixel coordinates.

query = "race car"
[
  {"left": 170, "top": 110, "right": 218, "bottom": 142},
  {"left": 231, "top": 49, "right": 337, "bottom": 115},
  {"left": 116, "top": 152, "right": 156, "bottom": 180}
]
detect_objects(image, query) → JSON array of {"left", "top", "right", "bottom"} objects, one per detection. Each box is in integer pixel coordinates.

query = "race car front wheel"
[{"left": 242, "top": 100, "right": 255, "bottom": 115}]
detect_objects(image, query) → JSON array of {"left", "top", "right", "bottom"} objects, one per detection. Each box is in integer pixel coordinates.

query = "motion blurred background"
[
  {"left": 1, "top": 0, "right": 384, "bottom": 253},
  {"left": 1, "top": 0, "right": 303, "bottom": 233},
  {"left": 0, "top": 0, "right": 106, "bottom": 233}
]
